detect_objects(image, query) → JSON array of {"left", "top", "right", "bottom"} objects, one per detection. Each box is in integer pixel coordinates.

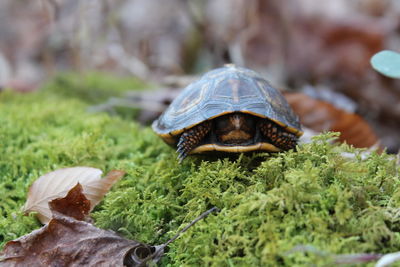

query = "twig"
[
  {"left": 163, "top": 207, "right": 220, "bottom": 248},
  {"left": 139, "top": 207, "right": 220, "bottom": 265}
]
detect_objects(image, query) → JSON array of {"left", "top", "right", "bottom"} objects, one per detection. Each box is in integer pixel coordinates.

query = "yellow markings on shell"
[
  {"left": 174, "top": 83, "right": 208, "bottom": 115},
  {"left": 190, "top": 142, "right": 281, "bottom": 154},
  {"left": 228, "top": 79, "right": 240, "bottom": 103},
  {"left": 257, "top": 81, "right": 272, "bottom": 103}
]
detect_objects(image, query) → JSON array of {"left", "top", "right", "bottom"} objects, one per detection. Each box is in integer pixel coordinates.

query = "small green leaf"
[{"left": 371, "top": 50, "right": 400, "bottom": 79}]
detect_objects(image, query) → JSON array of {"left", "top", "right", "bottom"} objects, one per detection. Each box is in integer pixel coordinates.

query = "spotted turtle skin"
[{"left": 152, "top": 65, "right": 303, "bottom": 161}]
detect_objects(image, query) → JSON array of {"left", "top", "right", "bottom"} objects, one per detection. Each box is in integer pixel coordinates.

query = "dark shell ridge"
[{"left": 153, "top": 65, "right": 301, "bottom": 136}]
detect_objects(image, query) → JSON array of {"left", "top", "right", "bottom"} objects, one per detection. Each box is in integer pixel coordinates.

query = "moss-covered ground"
[{"left": 1, "top": 73, "right": 400, "bottom": 266}]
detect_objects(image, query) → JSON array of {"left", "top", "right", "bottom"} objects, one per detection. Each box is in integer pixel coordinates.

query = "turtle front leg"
[
  {"left": 176, "top": 121, "right": 212, "bottom": 162},
  {"left": 259, "top": 120, "right": 298, "bottom": 150}
]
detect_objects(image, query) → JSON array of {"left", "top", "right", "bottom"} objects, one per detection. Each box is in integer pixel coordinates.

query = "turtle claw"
[
  {"left": 177, "top": 151, "right": 187, "bottom": 163},
  {"left": 176, "top": 145, "right": 188, "bottom": 162},
  {"left": 175, "top": 121, "right": 211, "bottom": 162}
]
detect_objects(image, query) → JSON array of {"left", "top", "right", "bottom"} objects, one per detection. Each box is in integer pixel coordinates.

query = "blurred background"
[{"left": 1, "top": 0, "right": 399, "bottom": 152}]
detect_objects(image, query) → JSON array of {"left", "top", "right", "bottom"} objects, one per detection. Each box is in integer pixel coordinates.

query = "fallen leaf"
[
  {"left": 22, "top": 167, "right": 125, "bottom": 224},
  {"left": 1, "top": 179, "right": 219, "bottom": 267},
  {"left": 49, "top": 183, "right": 91, "bottom": 221},
  {"left": 1, "top": 184, "right": 160, "bottom": 267},
  {"left": 285, "top": 92, "right": 381, "bottom": 150}
]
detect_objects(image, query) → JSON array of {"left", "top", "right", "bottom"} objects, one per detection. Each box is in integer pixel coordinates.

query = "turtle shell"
[{"left": 152, "top": 65, "right": 303, "bottom": 145}]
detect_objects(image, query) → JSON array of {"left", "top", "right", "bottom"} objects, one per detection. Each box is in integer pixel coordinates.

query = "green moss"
[
  {"left": 44, "top": 72, "right": 150, "bottom": 104},
  {"left": 1, "top": 72, "right": 400, "bottom": 266}
]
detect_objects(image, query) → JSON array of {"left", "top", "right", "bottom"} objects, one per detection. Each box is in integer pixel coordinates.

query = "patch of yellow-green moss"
[{"left": 1, "top": 72, "right": 400, "bottom": 266}]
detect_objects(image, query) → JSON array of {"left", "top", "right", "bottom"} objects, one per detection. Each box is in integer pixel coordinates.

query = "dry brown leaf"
[
  {"left": 0, "top": 215, "right": 156, "bottom": 267},
  {"left": 49, "top": 183, "right": 91, "bottom": 221},
  {"left": 285, "top": 92, "right": 381, "bottom": 150},
  {"left": 22, "top": 167, "right": 125, "bottom": 224},
  {"left": 1, "top": 180, "right": 217, "bottom": 266},
  {"left": 1, "top": 183, "right": 161, "bottom": 267}
]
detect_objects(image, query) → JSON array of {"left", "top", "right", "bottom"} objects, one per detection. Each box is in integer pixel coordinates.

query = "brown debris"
[
  {"left": 49, "top": 183, "right": 91, "bottom": 221},
  {"left": 0, "top": 182, "right": 159, "bottom": 267},
  {"left": 285, "top": 92, "right": 381, "bottom": 150},
  {"left": 0, "top": 213, "right": 156, "bottom": 267},
  {"left": 22, "top": 167, "right": 125, "bottom": 224}
]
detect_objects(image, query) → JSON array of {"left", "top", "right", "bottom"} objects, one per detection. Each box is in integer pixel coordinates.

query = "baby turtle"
[{"left": 152, "top": 65, "right": 303, "bottom": 161}]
